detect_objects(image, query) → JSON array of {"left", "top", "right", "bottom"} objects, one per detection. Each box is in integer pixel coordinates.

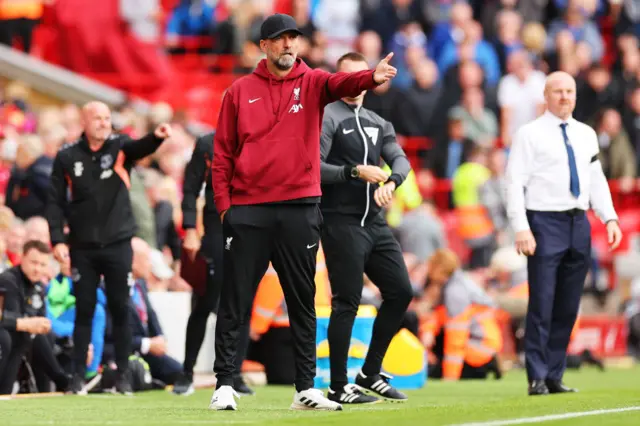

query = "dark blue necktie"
[{"left": 560, "top": 123, "right": 580, "bottom": 198}]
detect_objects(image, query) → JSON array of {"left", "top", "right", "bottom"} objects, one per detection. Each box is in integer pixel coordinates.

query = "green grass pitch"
[{"left": 2, "top": 367, "right": 640, "bottom": 426}]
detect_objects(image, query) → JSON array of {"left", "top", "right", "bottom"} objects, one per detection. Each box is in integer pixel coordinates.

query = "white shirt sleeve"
[
  {"left": 588, "top": 129, "right": 618, "bottom": 223},
  {"left": 505, "top": 126, "right": 534, "bottom": 232}
]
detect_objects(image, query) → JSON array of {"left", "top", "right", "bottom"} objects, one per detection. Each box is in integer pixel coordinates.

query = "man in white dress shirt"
[{"left": 505, "top": 71, "right": 623, "bottom": 396}]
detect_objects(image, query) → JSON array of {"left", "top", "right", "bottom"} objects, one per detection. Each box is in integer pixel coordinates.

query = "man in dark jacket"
[
  {"left": 175, "top": 132, "right": 253, "bottom": 396},
  {"left": 45, "top": 101, "right": 171, "bottom": 395},
  {"left": 210, "top": 13, "right": 397, "bottom": 411},
  {"left": 5, "top": 135, "right": 52, "bottom": 220},
  {"left": 319, "top": 52, "right": 412, "bottom": 405},
  {"left": 0, "top": 240, "right": 70, "bottom": 394}
]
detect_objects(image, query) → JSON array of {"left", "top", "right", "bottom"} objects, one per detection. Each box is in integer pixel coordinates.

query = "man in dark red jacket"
[{"left": 209, "top": 13, "right": 397, "bottom": 412}]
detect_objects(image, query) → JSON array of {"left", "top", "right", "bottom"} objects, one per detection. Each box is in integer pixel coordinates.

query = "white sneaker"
[
  {"left": 290, "top": 388, "right": 343, "bottom": 411},
  {"left": 209, "top": 385, "right": 239, "bottom": 411}
]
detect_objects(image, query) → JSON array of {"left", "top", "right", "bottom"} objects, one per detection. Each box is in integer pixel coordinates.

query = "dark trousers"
[
  {"left": 144, "top": 354, "right": 183, "bottom": 385},
  {"left": 0, "top": 18, "right": 38, "bottom": 53},
  {"left": 0, "top": 330, "right": 68, "bottom": 394},
  {"left": 525, "top": 210, "right": 590, "bottom": 382},
  {"left": 321, "top": 216, "right": 413, "bottom": 389},
  {"left": 214, "top": 204, "right": 322, "bottom": 392},
  {"left": 183, "top": 218, "right": 250, "bottom": 378},
  {"left": 246, "top": 326, "right": 295, "bottom": 385},
  {"left": 70, "top": 239, "right": 133, "bottom": 377}
]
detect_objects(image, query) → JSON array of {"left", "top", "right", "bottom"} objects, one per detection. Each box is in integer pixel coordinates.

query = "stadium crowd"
[{"left": 0, "top": 0, "right": 639, "bottom": 393}]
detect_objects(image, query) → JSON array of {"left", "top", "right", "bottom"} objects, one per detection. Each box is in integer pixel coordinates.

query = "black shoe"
[
  {"left": 486, "top": 356, "right": 503, "bottom": 380},
  {"left": 545, "top": 380, "right": 577, "bottom": 394},
  {"left": 581, "top": 350, "right": 605, "bottom": 371},
  {"left": 173, "top": 372, "right": 195, "bottom": 396},
  {"left": 327, "top": 384, "right": 380, "bottom": 404},
  {"left": 233, "top": 376, "right": 254, "bottom": 396},
  {"left": 115, "top": 371, "right": 133, "bottom": 396},
  {"left": 528, "top": 380, "right": 549, "bottom": 396},
  {"left": 68, "top": 374, "right": 88, "bottom": 395},
  {"left": 355, "top": 372, "right": 408, "bottom": 402}
]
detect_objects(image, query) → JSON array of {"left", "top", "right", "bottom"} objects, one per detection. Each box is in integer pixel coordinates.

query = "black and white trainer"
[
  {"left": 355, "top": 372, "right": 408, "bottom": 402},
  {"left": 328, "top": 384, "right": 380, "bottom": 404}
]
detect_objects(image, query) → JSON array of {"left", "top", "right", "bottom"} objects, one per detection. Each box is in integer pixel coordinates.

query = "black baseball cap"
[{"left": 260, "top": 14, "right": 302, "bottom": 40}]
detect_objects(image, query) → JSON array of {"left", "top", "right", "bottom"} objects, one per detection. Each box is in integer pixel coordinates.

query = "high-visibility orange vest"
[
  {"left": 250, "top": 264, "right": 289, "bottom": 335},
  {"left": 427, "top": 304, "right": 502, "bottom": 379},
  {"left": 0, "top": 1, "right": 44, "bottom": 20},
  {"left": 456, "top": 205, "right": 495, "bottom": 241}
]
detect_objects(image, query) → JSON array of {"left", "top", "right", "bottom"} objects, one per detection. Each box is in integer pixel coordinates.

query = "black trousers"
[
  {"left": 183, "top": 217, "right": 250, "bottom": 378},
  {"left": 0, "top": 330, "right": 68, "bottom": 394},
  {"left": 70, "top": 239, "right": 133, "bottom": 377},
  {"left": 321, "top": 216, "right": 413, "bottom": 389},
  {"left": 214, "top": 204, "right": 321, "bottom": 392},
  {"left": 0, "top": 18, "right": 38, "bottom": 53},
  {"left": 525, "top": 210, "right": 590, "bottom": 383},
  {"left": 246, "top": 326, "right": 295, "bottom": 385}
]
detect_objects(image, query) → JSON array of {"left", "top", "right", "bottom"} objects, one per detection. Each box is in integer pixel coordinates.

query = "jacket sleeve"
[
  {"left": 4, "top": 167, "right": 22, "bottom": 213},
  {"left": 45, "top": 154, "right": 68, "bottom": 246},
  {"left": 181, "top": 137, "right": 208, "bottom": 229},
  {"left": 379, "top": 119, "right": 410, "bottom": 188},
  {"left": 442, "top": 282, "right": 472, "bottom": 380},
  {"left": 120, "top": 133, "right": 165, "bottom": 162},
  {"left": 0, "top": 273, "right": 21, "bottom": 331},
  {"left": 212, "top": 90, "right": 238, "bottom": 214},
  {"left": 320, "top": 112, "right": 348, "bottom": 184},
  {"left": 315, "top": 69, "right": 379, "bottom": 106}
]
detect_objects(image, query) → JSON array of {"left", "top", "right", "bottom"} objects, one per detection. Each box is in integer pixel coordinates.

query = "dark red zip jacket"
[{"left": 212, "top": 58, "right": 380, "bottom": 213}]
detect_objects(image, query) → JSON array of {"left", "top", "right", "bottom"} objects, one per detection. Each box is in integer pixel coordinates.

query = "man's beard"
[{"left": 274, "top": 53, "right": 295, "bottom": 70}]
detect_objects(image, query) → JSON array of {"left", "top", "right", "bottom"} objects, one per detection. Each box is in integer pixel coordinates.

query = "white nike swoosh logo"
[
  {"left": 249, "top": 98, "right": 261, "bottom": 104},
  {"left": 307, "top": 243, "right": 317, "bottom": 249},
  {"left": 343, "top": 129, "right": 354, "bottom": 134}
]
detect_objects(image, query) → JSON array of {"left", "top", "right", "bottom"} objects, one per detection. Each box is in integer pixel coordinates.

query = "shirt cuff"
[
  {"left": 513, "top": 215, "right": 530, "bottom": 233},
  {"left": 140, "top": 337, "right": 151, "bottom": 355}
]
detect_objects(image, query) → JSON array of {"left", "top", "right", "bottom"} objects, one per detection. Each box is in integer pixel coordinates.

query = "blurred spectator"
[
  {"left": 392, "top": 58, "right": 441, "bottom": 136},
  {"left": 143, "top": 169, "right": 181, "bottom": 263},
  {"left": 452, "top": 146, "right": 497, "bottom": 269},
  {"left": 623, "top": 87, "right": 640, "bottom": 164},
  {"left": 428, "top": 1, "right": 474, "bottom": 62},
  {"left": 497, "top": 50, "right": 546, "bottom": 146},
  {"left": 361, "top": 0, "right": 423, "bottom": 53},
  {"left": 429, "top": 109, "right": 475, "bottom": 179},
  {"left": 449, "top": 87, "right": 499, "bottom": 143},
  {"left": 5, "top": 217, "right": 25, "bottom": 266},
  {"left": 387, "top": 21, "right": 428, "bottom": 89},
  {"left": 396, "top": 200, "right": 447, "bottom": 264},
  {"left": 492, "top": 9, "right": 524, "bottom": 74},
  {"left": 592, "top": 108, "right": 636, "bottom": 185},
  {"left": 357, "top": 30, "right": 383, "bottom": 68},
  {"left": 480, "top": 0, "right": 549, "bottom": 41},
  {"left": 313, "top": 0, "right": 360, "bottom": 64},
  {"left": 24, "top": 216, "right": 50, "bottom": 246},
  {"left": 545, "top": 0, "right": 604, "bottom": 63},
  {"left": 438, "top": 20, "right": 501, "bottom": 87},
  {"left": 5, "top": 134, "right": 52, "bottom": 220},
  {"left": 166, "top": 0, "right": 216, "bottom": 52},
  {"left": 576, "top": 64, "right": 624, "bottom": 123},
  {"left": 479, "top": 149, "right": 510, "bottom": 246}
]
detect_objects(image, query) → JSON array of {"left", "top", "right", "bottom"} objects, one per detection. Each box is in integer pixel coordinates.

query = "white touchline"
[{"left": 449, "top": 406, "right": 640, "bottom": 426}]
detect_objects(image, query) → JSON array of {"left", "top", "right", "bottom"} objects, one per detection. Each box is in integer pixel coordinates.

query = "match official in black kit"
[
  {"left": 45, "top": 101, "right": 171, "bottom": 395},
  {"left": 320, "top": 52, "right": 413, "bottom": 404},
  {"left": 173, "top": 132, "right": 253, "bottom": 396}
]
